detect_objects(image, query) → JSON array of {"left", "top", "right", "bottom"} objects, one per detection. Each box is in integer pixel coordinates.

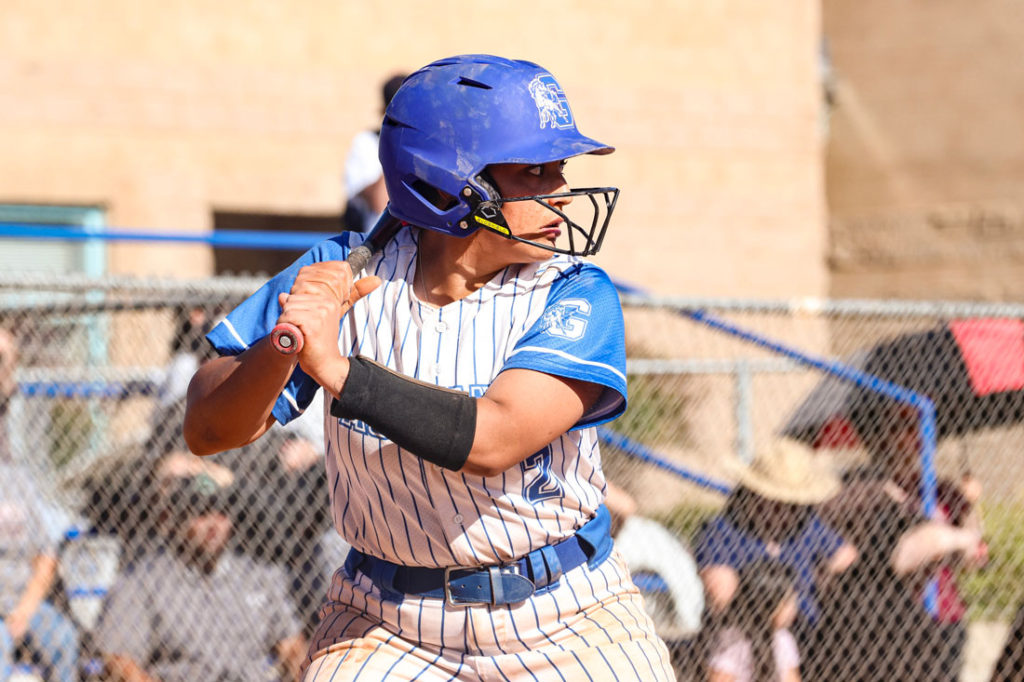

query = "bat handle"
[
  {"left": 270, "top": 210, "right": 399, "bottom": 356},
  {"left": 269, "top": 246, "right": 373, "bottom": 355},
  {"left": 345, "top": 244, "right": 374, "bottom": 275},
  {"left": 270, "top": 322, "right": 303, "bottom": 355}
]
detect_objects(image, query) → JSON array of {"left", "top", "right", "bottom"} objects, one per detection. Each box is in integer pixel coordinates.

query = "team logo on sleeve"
[
  {"left": 540, "top": 299, "right": 591, "bottom": 340},
  {"left": 528, "top": 75, "right": 574, "bottom": 130}
]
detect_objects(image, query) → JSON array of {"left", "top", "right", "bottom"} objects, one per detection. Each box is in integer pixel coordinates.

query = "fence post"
[{"left": 735, "top": 360, "right": 754, "bottom": 464}]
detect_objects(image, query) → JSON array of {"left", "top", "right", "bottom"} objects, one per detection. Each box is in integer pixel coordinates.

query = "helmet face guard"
[
  {"left": 379, "top": 54, "right": 619, "bottom": 257},
  {"left": 466, "top": 185, "right": 620, "bottom": 257}
]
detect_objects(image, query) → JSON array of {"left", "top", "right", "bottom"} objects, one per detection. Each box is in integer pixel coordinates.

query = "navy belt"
[{"left": 344, "top": 505, "right": 613, "bottom": 607}]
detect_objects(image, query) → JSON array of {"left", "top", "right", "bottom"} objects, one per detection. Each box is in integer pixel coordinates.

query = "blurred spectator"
[
  {"left": 0, "top": 465, "right": 80, "bottom": 682},
  {"left": 0, "top": 329, "right": 80, "bottom": 682},
  {"left": 0, "top": 327, "right": 80, "bottom": 675},
  {"left": 224, "top": 432, "right": 338, "bottom": 637},
  {"left": 94, "top": 461, "right": 306, "bottom": 682},
  {"left": 156, "top": 305, "right": 217, "bottom": 412},
  {"left": 114, "top": 395, "right": 336, "bottom": 636},
  {"left": 0, "top": 328, "right": 14, "bottom": 457},
  {"left": 693, "top": 440, "right": 857, "bottom": 655},
  {"left": 81, "top": 397, "right": 195, "bottom": 567},
  {"left": 341, "top": 73, "right": 406, "bottom": 233},
  {"left": 150, "top": 450, "right": 235, "bottom": 502},
  {"left": 706, "top": 559, "right": 801, "bottom": 682},
  {"left": 0, "top": 324, "right": 23, "bottom": 472},
  {"left": 814, "top": 400, "right": 986, "bottom": 682}
]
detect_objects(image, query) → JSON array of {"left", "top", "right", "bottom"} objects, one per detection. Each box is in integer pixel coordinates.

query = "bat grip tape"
[{"left": 330, "top": 356, "right": 476, "bottom": 471}]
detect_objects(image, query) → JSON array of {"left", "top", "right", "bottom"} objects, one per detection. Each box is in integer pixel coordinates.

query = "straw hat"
[{"left": 728, "top": 439, "right": 841, "bottom": 505}]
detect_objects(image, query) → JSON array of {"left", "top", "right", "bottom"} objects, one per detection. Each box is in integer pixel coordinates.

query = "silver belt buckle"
[
  {"left": 444, "top": 564, "right": 528, "bottom": 608},
  {"left": 443, "top": 565, "right": 489, "bottom": 608}
]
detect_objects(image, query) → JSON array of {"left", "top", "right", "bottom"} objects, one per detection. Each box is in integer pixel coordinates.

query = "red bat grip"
[{"left": 270, "top": 322, "right": 303, "bottom": 355}]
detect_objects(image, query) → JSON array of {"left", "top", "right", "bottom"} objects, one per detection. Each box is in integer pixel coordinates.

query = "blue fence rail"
[{"left": 0, "top": 222, "right": 336, "bottom": 251}]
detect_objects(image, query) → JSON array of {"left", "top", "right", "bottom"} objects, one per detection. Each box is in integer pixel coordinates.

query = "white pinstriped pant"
[{"left": 302, "top": 550, "right": 676, "bottom": 681}]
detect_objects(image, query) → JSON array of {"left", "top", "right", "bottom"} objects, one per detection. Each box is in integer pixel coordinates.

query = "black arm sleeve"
[{"left": 329, "top": 356, "right": 477, "bottom": 471}]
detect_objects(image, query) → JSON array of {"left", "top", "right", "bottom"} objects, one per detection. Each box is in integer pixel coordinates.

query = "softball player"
[{"left": 185, "top": 54, "right": 675, "bottom": 681}]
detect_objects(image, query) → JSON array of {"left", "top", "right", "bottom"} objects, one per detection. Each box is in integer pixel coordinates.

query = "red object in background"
[
  {"left": 949, "top": 318, "right": 1024, "bottom": 396},
  {"left": 810, "top": 416, "right": 861, "bottom": 450},
  {"left": 784, "top": 318, "right": 1024, "bottom": 448}
]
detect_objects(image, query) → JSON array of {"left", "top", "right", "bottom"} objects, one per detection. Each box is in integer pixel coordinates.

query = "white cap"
[{"left": 344, "top": 130, "right": 383, "bottom": 199}]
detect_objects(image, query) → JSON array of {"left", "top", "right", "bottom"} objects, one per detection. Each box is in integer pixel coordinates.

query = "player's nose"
[{"left": 547, "top": 177, "right": 572, "bottom": 208}]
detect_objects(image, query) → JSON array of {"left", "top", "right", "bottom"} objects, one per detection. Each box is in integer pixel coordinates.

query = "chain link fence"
[{"left": 3, "top": 273, "right": 1024, "bottom": 681}]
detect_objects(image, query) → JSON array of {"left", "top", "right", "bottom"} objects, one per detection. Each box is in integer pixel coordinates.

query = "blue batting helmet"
[{"left": 379, "top": 54, "right": 618, "bottom": 256}]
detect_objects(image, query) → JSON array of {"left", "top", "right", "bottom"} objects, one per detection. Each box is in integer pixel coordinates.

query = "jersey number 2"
[{"left": 523, "top": 447, "right": 562, "bottom": 502}]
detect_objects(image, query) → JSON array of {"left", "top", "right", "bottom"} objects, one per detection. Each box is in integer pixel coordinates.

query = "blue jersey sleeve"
[
  {"left": 503, "top": 263, "right": 627, "bottom": 429},
  {"left": 205, "top": 234, "right": 357, "bottom": 425}
]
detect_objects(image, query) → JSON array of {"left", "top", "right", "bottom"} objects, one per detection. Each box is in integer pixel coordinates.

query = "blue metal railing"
[
  {"left": 597, "top": 428, "right": 732, "bottom": 494},
  {"left": 0, "top": 222, "right": 336, "bottom": 251},
  {"left": 18, "top": 380, "right": 158, "bottom": 400}
]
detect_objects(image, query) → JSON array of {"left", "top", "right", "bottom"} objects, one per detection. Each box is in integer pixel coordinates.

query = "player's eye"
[{"left": 526, "top": 160, "right": 568, "bottom": 178}]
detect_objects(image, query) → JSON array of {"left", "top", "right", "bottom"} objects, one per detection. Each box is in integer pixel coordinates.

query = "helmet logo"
[{"left": 528, "top": 75, "right": 574, "bottom": 130}]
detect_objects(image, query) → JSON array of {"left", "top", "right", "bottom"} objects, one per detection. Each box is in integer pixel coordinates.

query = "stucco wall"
[
  {"left": 1, "top": 0, "right": 826, "bottom": 296},
  {"left": 824, "top": 0, "right": 1024, "bottom": 300}
]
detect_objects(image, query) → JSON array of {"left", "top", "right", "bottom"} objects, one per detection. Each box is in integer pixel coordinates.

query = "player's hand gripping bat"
[{"left": 270, "top": 208, "right": 403, "bottom": 355}]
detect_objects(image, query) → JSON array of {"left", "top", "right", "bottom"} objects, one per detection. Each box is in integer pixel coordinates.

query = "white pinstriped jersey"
[{"left": 208, "top": 227, "right": 628, "bottom": 569}]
